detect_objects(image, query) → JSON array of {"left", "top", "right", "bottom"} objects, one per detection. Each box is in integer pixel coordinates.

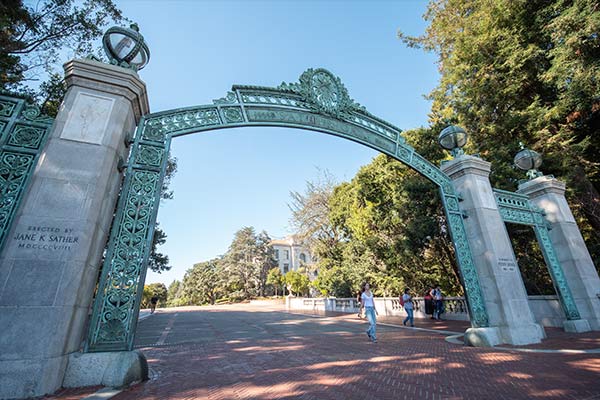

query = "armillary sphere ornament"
[
  {"left": 102, "top": 23, "right": 150, "bottom": 71},
  {"left": 438, "top": 125, "right": 468, "bottom": 158},
  {"left": 514, "top": 142, "right": 543, "bottom": 180}
]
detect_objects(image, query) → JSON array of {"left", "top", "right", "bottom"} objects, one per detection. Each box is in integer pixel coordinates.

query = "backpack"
[{"left": 398, "top": 295, "right": 405, "bottom": 307}]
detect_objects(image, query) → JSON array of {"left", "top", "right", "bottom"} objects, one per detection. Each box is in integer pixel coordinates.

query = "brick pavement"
[{"left": 105, "top": 304, "right": 600, "bottom": 400}]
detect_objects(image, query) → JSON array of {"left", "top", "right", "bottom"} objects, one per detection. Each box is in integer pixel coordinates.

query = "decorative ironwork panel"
[
  {"left": 0, "top": 94, "right": 53, "bottom": 252},
  {"left": 494, "top": 189, "right": 546, "bottom": 227},
  {"left": 534, "top": 225, "right": 581, "bottom": 320},
  {"left": 494, "top": 188, "right": 582, "bottom": 321},
  {"left": 87, "top": 116, "right": 169, "bottom": 352},
  {"left": 442, "top": 201, "right": 489, "bottom": 327},
  {"left": 8, "top": 125, "right": 47, "bottom": 149},
  {"left": 88, "top": 67, "right": 491, "bottom": 351}
]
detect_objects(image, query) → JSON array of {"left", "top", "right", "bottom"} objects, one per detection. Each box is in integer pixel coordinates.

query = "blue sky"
[{"left": 114, "top": 0, "right": 440, "bottom": 286}]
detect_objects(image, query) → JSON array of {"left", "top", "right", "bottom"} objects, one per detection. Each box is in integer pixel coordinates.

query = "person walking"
[
  {"left": 356, "top": 288, "right": 364, "bottom": 318},
  {"left": 360, "top": 283, "right": 378, "bottom": 343},
  {"left": 150, "top": 296, "right": 158, "bottom": 314},
  {"left": 424, "top": 287, "right": 434, "bottom": 319},
  {"left": 402, "top": 288, "right": 414, "bottom": 327},
  {"left": 432, "top": 285, "right": 444, "bottom": 320}
]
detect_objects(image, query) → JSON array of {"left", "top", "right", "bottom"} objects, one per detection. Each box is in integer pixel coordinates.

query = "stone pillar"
[
  {"left": 0, "top": 58, "right": 148, "bottom": 399},
  {"left": 518, "top": 176, "right": 600, "bottom": 330},
  {"left": 441, "top": 155, "right": 545, "bottom": 345}
]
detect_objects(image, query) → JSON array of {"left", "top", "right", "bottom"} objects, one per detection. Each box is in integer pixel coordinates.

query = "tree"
[
  {"left": 166, "top": 280, "right": 187, "bottom": 307},
  {"left": 398, "top": 0, "right": 600, "bottom": 267},
  {"left": 1, "top": 0, "right": 125, "bottom": 93},
  {"left": 289, "top": 170, "right": 344, "bottom": 261},
  {"left": 181, "top": 260, "right": 221, "bottom": 305},
  {"left": 221, "top": 227, "right": 261, "bottom": 299},
  {"left": 255, "top": 230, "right": 278, "bottom": 296},
  {"left": 284, "top": 270, "right": 310, "bottom": 297},
  {"left": 0, "top": 1, "right": 179, "bottom": 273},
  {"left": 266, "top": 267, "right": 284, "bottom": 297}
]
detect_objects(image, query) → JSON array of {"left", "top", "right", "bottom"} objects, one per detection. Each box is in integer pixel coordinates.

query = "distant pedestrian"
[
  {"left": 402, "top": 288, "right": 414, "bottom": 327},
  {"left": 432, "top": 285, "right": 444, "bottom": 320},
  {"left": 360, "top": 283, "right": 378, "bottom": 343},
  {"left": 150, "top": 296, "right": 159, "bottom": 314},
  {"left": 424, "top": 287, "right": 434, "bottom": 319},
  {"left": 356, "top": 288, "right": 364, "bottom": 318}
]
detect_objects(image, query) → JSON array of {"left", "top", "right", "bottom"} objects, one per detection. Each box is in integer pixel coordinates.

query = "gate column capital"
[
  {"left": 64, "top": 58, "right": 149, "bottom": 122},
  {"left": 518, "top": 175, "right": 566, "bottom": 197},
  {"left": 518, "top": 176, "right": 572, "bottom": 224},
  {"left": 441, "top": 155, "right": 491, "bottom": 179}
]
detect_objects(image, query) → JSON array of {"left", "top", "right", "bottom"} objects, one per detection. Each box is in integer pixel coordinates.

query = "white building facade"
[{"left": 270, "top": 236, "right": 315, "bottom": 276}]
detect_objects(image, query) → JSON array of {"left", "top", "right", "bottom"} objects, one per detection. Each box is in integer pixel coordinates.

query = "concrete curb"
[
  {"left": 445, "top": 334, "right": 600, "bottom": 354},
  {"left": 81, "top": 387, "right": 122, "bottom": 399}
]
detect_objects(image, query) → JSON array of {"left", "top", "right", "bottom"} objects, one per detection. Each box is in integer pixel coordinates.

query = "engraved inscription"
[
  {"left": 498, "top": 257, "right": 517, "bottom": 272},
  {"left": 13, "top": 225, "right": 79, "bottom": 251},
  {"left": 246, "top": 108, "right": 396, "bottom": 153}
]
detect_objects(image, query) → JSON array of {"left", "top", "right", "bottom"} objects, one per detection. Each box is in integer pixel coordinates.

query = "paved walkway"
[
  {"left": 289, "top": 309, "right": 600, "bottom": 352},
  {"left": 46, "top": 303, "right": 600, "bottom": 399}
]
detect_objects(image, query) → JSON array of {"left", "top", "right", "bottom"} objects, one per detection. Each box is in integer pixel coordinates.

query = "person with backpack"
[
  {"left": 402, "top": 288, "right": 414, "bottom": 327},
  {"left": 150, "top": 296, "right": 159, "bottom": 314}
]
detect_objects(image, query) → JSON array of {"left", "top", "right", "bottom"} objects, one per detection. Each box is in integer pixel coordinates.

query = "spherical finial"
[
  {"left": 514, "top": 143, "right": 543, "bottom": 179},
  {"left": 438, "top": 125, "right": 468, "bottom": 157},
  {"left": 102, "top": 23, "right": 150, "bottom": 71}
]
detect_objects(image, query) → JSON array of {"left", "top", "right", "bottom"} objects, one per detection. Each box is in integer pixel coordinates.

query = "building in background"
[{"left": 269, "top": 235, "right": 316, "bottom": 277}]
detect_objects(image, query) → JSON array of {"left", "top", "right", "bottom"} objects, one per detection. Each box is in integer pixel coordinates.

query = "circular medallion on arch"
[{"left": 301, "top": 68, "right": 351, "bottom": 116}]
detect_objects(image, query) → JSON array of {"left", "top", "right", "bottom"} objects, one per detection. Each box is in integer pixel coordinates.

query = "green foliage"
[
  {"left": 506, "top": 224, "right": 555, "bottom": 295},
  {"left": 284, "top": 270, "right": 310, "bottom": 296},
  {"left": 169, "top": 227, "right": 278, "bottom": 306},
  {"left": 266, "top": 267, "right": 284, "bottom": 296},
  {"left": 141, "top": 282, "right": 167, "bottom": 308},
  {"left": 166, "top": 280, "right": 187, "bottom": 307},
  {"left": 326, "top": 151, "right": 463, "bottom": 296},
  {"left": 399, "top": 0, "right": 600, "bottom": 268},
  {"left": 1, "top": 0, "right": 124, "bottom": 93},
  {"left": 221, "top": 227, "right": 276, "bottom": 299},
  {"left": 180, "top": 260, "right": 221, "bottom": 305}
]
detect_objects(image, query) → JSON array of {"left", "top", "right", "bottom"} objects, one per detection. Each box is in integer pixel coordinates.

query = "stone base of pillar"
[
  {"left": 463, "top": 327, "right": 501, "bottom": 347},
  {"left": 563, "top": 319, "right": 592, "bottom": 333},
  {"left": 62, "top": 350, "right": 148, "bottom": 389},
  {"left": 0, "top": 355, "right": 67, "bottom": 399},
  {"left": 499, "top": 322, "right": 545, "bottom": 346}
]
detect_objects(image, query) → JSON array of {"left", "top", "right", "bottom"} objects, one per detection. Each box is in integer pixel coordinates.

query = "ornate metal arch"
[
  {"left": 494, "top": 189, "right": 580, "bottom": 320},
  {"left": 87, "top": 68, "right": 490, "bottom": 351}
]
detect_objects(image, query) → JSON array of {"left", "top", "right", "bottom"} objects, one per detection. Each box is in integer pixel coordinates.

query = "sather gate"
[
  {"left": 0, "top": 33, "right": 599, "bottom": 399},
  {"left": 85, "top": 67, "right": 493, "bottom": 352}
]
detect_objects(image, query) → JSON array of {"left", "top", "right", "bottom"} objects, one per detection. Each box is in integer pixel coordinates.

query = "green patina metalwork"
[
  {"left": 86, "top": 68, "right": 489, "bottom": 352},
  {"left": 0, "top": 94, "right": 53, "bottom": 253},
  {"left": 493, "top": 188, "right": 581, "bottom": 320}
]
